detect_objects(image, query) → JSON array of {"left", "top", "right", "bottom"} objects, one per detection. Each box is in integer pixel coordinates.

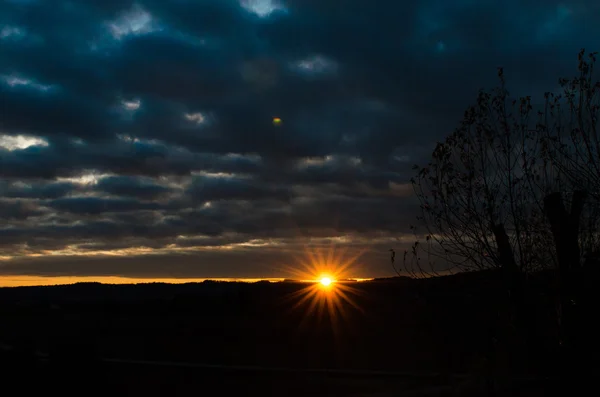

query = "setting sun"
[
  {"left": 319, "top": 276, "right": 333, "bottom": 287},
  {"left": 276, "top": 243, "right": 368, "bottom": 337}
]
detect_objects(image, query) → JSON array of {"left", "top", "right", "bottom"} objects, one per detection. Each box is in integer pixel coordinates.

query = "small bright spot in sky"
[
  {"left": 185, "top": 112, "right": 206, "bottom": 124},
  {"left": 436, "top": 41, "right": 446, "bottom": 52},
  {"left": 122, "top": 99, "right": 141, "bottom": 111},
  {"left": 0, "top": 135, "right": 49, "bottom": 151},
  {"left": 107, "top": 4, "right": 159, "bottom": 40},
  {"left": 240, "top": 0, "right": 286, "bottom": 17}
]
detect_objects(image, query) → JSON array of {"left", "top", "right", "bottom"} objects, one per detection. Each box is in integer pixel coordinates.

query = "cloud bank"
[{"left": 1, "top": 0, "right": 599, "bottom": 278}]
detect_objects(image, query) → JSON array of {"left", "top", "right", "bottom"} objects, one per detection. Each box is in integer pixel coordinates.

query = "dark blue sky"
[{"left": 0, "top": 0, "right": 599, "bottom": 279}]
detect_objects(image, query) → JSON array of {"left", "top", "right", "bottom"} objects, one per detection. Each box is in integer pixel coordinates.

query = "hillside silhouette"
[{"left": 1, "top": 270, "right": 595, "bottom": 395}]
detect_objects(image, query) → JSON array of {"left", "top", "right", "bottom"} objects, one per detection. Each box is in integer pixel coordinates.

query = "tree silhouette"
[
  {"left": 399, "top": 49, "right": 600, "bottom": 382},
  {"left": 541, "top": 50, "right": 600, "bottom": 206},
  {"left": 407, "top": 68, "right": 564, "bottom": 276}
]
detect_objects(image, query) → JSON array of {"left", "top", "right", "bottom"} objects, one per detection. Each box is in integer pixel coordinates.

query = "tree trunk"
[
  {"left": 491, "top": 223, "right": 528, "bottom": 373},
  {"left": 543, "top": 191, "right": 586, "bottom": 385}
]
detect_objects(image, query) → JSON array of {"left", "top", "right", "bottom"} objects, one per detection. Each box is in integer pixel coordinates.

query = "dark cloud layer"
[{"left": 0, "top": 0, "right": 599, "bottom": 278}]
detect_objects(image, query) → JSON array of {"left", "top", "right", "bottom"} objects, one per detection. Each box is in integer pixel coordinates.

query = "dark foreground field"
[{"left": 0, "top": 271, "right": 592, "bottom": 395}]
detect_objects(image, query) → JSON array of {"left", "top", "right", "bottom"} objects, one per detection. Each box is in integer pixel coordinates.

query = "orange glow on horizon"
[
  {"left": 0, "top": 275, "right": 373, "bottom": 288},
  {"left": 0, "top": 276, "right": 285, "bottom": 288}
]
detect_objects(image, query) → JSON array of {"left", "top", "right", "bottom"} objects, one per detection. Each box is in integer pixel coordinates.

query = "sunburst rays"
[{"left": 279, "top": 243, "right": 368, "bottom": 337}]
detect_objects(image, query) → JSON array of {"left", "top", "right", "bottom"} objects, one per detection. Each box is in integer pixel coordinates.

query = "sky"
[{"left": 1, "top": 0, "right": 599, "bottom": 282}]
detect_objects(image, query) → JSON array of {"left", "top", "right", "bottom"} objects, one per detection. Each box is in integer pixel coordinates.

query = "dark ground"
[{"left": 0, "top": 270, "right": 585, "bottom": 395}]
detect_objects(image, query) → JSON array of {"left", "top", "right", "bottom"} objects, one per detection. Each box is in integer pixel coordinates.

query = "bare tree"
[
  {"left": 406, "top": 68, "right": 561, "bottom": 277},
  {"left": 397, "top": 50, "right": 600, "bottom": 380},
  {"left": 541, "top": 50, "right": 600, "bottom": 204},
  {"left": 536, "top": 50, "right": 600, "bottom": 378},
  {"left": 402, "top": 51, "right": 600, "bottom": 278},
  {"left": 539, "top": 50, "right": 600, "bottom": 263}
]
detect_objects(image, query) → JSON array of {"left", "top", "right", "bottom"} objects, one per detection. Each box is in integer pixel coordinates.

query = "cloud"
[
  {"left": 0, "top": 199, "right": 45, "bottom": 220},
  {"left": 0, "top": 180, "right": 78, "bottom": 199},
  {"left": 94, "top": 175, "right": 174, "bottom": 200},
  {"left": 0, "top": 0, "right": 599, "bottom": 278}
]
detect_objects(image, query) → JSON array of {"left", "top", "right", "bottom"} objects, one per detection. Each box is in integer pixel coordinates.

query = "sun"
[{"left": 277, "top": 243, "right": 368, "bottom": 337}]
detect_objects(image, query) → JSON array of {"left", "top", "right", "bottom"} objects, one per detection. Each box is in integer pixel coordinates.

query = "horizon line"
[{"left": 0, "top": 275, "right": 376, "bottom": 288}]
